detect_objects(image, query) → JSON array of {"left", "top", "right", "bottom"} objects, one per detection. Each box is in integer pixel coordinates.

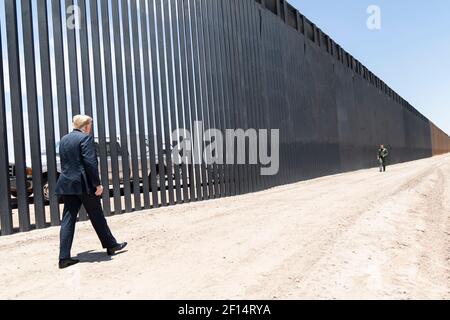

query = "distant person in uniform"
[
  {"left": 377, "top": 144, "right": 389, "bottom": 172},
  {"left": 55, "top": 115, "right": 127, "bottom": 269}
]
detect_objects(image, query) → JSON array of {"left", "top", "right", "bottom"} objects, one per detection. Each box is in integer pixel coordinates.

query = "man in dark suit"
[{"left": 56, "top": 115, "right": 127, "bottom": 269}]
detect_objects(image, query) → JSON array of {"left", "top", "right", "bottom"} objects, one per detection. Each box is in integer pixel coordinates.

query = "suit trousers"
[
  {"left": 379, "top": 158, "right": 387, "bottom": 172},
  {"left": 59, "top": 194, "right": 117, "bottom": 261}
]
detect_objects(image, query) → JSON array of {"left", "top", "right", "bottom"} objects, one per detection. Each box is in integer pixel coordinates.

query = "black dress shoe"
[
  {"left": 107, "top": 242, "right": 128, "bottom": 256},
  {"left": 59, "top": 258, "right": 80, "bottom": 269}
]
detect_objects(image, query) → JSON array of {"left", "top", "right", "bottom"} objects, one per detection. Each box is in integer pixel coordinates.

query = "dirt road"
[{"left": 1, "top": 154, "right": 450, "bottom": 300}]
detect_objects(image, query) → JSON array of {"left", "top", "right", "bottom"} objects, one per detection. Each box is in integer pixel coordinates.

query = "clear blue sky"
[{"left": 290, "top": 0, "right": 450, "bottom": 135}]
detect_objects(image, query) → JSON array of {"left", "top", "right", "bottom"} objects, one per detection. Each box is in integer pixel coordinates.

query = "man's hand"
[{"left": 95, "top": 185, "right": 104, "bottom": 197}]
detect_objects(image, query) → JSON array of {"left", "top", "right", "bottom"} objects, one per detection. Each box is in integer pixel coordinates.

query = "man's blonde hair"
[{"left": 73, "top": 115, "right": 93, "bottom": 130}]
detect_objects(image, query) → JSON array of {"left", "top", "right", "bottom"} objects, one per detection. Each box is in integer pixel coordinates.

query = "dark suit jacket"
[{"left": 55, "top": 129, "right": 101, "bottom": 195}]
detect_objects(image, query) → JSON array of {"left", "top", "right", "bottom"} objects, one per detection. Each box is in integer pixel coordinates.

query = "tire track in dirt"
[
  {"left": 1, "top": 155, "right": 450, "bottom": 299},
  {"left": 244, "top": 158, "right": 449, "bottom": 299},
  {"left": 411, "top": 162, "right": 450, "bottom": 298}
]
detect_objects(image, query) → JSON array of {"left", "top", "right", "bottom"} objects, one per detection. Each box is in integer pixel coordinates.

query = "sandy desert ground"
[{"left": 1, "top": 154, "right": 450, "bottom": 300}]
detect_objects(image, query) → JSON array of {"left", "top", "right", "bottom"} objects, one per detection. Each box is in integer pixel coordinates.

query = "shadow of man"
[{"left": 75, "top": 250, "right": 128, "bottom": 264}]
